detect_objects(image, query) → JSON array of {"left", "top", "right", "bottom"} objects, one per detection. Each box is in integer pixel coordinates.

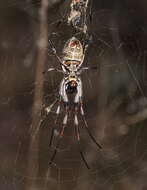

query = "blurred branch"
[
  {"left": 110, "top": 97, "right": 147, "bottom": 128},
  {"left": 25, "top": 0, "right": 48, "bottom": 189},
  {"left": 95, "top": 96, "right": 147, "bottom": 143},
  {"left": 109, "top": 97, "right": 147, "bottom": 127},
  {"left": 111, "top": 97, "right": 147, "bottom": 127},
  {"left": 124, "top": 107, "right": 147, "bottom": 126}
]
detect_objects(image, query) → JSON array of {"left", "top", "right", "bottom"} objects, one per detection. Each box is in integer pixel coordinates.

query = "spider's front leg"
[{"left": 48, "top": 39, "right": 68, "bottom": 68}]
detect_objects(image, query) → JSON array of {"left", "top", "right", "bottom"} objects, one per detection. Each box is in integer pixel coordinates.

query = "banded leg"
[
  {"left": 49, "top": 78, "right": 69, "bottom": 165},
  {"left": 74, "top": 79, "right": 101, "bottom": 149},
  {"left": 80, "top": 99, "right": 102, "bottom": 149},
  {"left": 49, "top": 104, "right": 69, "bottom": 165},
  {"left": 73, "top": 81, "right": 90, "bottom": 169},
  {"left": 49, "top": 97, "right": 62, "bottom": 147},
  {"left": 74, "top": 104, "right": 90, "bottom": 169},
  {"left": 49, "top": 76, "right": 69, "bottom": 148}
]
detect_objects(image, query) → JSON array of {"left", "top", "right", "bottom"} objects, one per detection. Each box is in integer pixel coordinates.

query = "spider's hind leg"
[
  {"left": 80, "top": 100, "right": 102, "bottom": 149},
  {"left": 49, "top": 103, "right": 69, "bottom": 165},
  {"left": 49, "top": 97, "right": 62, "bottom": 147},
  {"left": 74, "top": 103, "right": 90, "bottom": 169}
]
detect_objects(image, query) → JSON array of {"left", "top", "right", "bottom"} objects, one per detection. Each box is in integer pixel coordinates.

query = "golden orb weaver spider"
[{"left": 43, "top": 36, "right": 102, "bottom": 169}]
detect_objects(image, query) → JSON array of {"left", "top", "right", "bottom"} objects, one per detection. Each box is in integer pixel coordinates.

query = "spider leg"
[
  {"left": 48, "top": 39, "right": 67, "bottom": 68},
  {"left": 49, "top": 104, "right": 69, "bottom": 165},
  {"left": 75, "top": 77, "right": 101, "bottom": 149},
  {"left": 48, "top": 39, "right": 62, "bottom": 63},
  {"left": 74, "top": 80, "right": 90, "bottom": 169},
  {"left": 49, "top": 79, "right": 69, "bottom": 165},
  {"left": 43, "top": 68, "right": 63, "bottom": 75},
  {"left": 49, "top": 97, "right": 62, "bottom": 147},
  {"left": 80, "top": 100, "right": 102, "bottom": 149},
  {"left": 74, "top": 105, "right": 90, "bottom": 169},
  {"left": 49, "top": 127, "right": 54, "bottom": 147},
  {"left": 49, "top": 76, "right": 67, "bottom": 148},
  {"left": 78, "top": 66, "right": 98, "bottom": 75},
  {"left": 47, "top": 78, "right": 68, "bottom": 147}
]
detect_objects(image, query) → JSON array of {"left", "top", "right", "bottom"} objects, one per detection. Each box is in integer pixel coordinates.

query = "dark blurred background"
[{"left": 1, "top": 0, "right": 147, "bottom": 190}]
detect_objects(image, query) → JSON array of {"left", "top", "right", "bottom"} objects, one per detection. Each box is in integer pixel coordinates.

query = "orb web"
[{"left": 0, "top": 1, "right": 147, "bottom": 190}]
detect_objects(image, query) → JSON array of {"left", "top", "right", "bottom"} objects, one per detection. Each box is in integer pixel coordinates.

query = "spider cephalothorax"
[
  {"left": 66, "top": 80, "right": 77, "bottom": 94},
  {"left": 65, "top": 75, "right": 78, "bottom": 94}
]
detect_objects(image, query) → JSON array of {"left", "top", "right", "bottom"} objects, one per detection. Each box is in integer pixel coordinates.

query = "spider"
[
  {"left": 44, "top": 36, "right": 102, "bottom": 169},
  {"left": 56, "top": 0, "right": 92, "bottom": 35},
  {"left": 67, "top": 0, "right": 90, "bottom": 33}
]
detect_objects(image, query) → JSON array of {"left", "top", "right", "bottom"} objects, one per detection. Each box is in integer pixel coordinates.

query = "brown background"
[{"left": 0, "top": 0, "right": 147, "bottom": 189}]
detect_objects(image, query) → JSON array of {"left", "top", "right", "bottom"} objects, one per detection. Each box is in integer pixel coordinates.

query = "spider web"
[{"left": 0, "top": 0, "right": 147, "bottom": 190}]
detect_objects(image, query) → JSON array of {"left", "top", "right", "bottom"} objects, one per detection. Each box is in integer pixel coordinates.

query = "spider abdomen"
[{"left": 63, "top": 37, "right": 84, "bottom": 64}]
